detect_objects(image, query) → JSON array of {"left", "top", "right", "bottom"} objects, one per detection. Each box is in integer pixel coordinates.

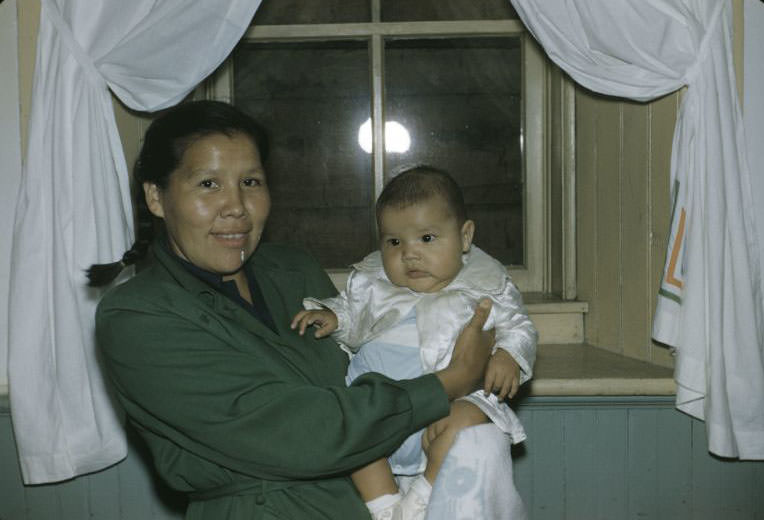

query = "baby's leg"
[
  {"left": 351, "top": 458, "right": 399, "bottom": 501},
  {"left": 352, "top": 460, "right": 403, "bottom": 519},
  {"left": 422, "top": 400, "right": 489, "bottom": 483},
  {"left": 397, "top": 402, "right": 489, "bottom": 520}
]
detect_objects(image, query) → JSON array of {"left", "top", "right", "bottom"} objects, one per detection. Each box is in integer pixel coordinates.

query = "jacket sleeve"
[
  {"left": 491, "top": 277, "right": 538, "bottom": 384},
  {"left": 97, "top": 291, "right": 448, "bottom": 482}
]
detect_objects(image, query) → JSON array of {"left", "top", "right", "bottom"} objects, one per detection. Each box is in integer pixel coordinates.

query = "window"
[{"left": 202, "top": 0, "right": 575, "bottom": 296}]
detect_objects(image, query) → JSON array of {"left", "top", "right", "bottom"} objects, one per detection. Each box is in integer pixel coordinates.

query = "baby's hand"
[
  {"left": 290, "top": 309, "right": 338, "bottom": 338},
  {"left": 483, "top": 349, "right": 521, "bottom": 401}
]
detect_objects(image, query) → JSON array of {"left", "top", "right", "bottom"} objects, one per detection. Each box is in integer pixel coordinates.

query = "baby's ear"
[{"left": 461, "top": 219, "right": 475, "bottom": 253}]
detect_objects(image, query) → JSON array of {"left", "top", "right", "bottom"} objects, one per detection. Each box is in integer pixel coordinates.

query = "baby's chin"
[{"left": 392, "top": 276, "right": 457, "bottom": 294}]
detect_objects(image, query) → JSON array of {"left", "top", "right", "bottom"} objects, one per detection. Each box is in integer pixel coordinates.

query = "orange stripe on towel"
[{"left": 666, "top": 208, "right": 686, "bottom": 289}]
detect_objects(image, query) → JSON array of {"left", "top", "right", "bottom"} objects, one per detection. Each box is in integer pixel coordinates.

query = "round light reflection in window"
[{"left": 358, "top": 118, "right": 411, "bottom": 154}]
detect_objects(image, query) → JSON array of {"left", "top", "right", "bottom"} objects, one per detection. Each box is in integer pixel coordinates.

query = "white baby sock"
[
  {"left": 399, "top": 475, "right": 432, "bottom": 520},
  {"left": 366, "top": 492, "right": 403, "bottom": 520}
]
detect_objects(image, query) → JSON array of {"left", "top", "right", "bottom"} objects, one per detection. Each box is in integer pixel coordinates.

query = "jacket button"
[{"left": 255, "top": 494, "right": 266, "bottom": 505}]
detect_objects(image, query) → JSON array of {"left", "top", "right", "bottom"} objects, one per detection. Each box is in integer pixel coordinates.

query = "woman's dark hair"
[
  {"left": 87, "top": 100, "right": 268, "bottom": 286},
  {"left": 375, "top": 164, "right": 467, "bottom": 225}
]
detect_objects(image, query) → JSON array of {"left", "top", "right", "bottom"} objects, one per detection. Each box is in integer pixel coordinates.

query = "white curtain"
[
  {"left": 745, "top": 0, "right": 764, "bottom": 332},
  {"left": 8, "top": 0, "right": 262, "bottom": 484},
  {"left": 511, "top": 0, "right": 764, "bottom": 459}
]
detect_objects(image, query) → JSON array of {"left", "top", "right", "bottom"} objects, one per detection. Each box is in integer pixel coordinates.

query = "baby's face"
[{"left": 378, "top": 196, "right": 474, "bottom": 293}]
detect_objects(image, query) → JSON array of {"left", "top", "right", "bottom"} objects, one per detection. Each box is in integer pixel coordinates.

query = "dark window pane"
[
  {"left": 382, "top": 0, "right": 517, "bottom": 22},
  {"left": 253, "top": 0, "right": 371, "bottom": 25},
  {"left": 234, "top": 41, "right": 374, "bottom": 267},
  {"left": 384, "top": 38, "right": 523, "bottom": 265}
]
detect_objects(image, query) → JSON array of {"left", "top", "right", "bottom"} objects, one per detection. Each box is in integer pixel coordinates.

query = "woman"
[{"left": 91, "top": 100, "right": 494, "bottom": 520}]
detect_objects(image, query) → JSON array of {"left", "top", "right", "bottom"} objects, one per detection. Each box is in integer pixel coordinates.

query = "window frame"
[{"left": 201, "top": 17, "right": 575, "bottom": 297}]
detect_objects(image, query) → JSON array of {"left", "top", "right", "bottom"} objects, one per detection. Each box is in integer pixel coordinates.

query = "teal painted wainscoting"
[
  {"left": 2, "top": 396, "right": 763, "bottom": 519},
  {"left": 0, "top": 395, "right": 186, "bottom": 520},
  {"left": 513, "top": 397, "right": 764, "bottom": 520}
]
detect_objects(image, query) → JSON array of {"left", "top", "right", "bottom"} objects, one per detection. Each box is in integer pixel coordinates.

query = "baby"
[{"left": 292, "top": 165, "right": 537, "bottom": 520}]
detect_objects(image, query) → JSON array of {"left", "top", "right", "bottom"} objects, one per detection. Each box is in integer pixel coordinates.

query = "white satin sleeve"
[
  {"left": 490, "top": 277, "right": 538, "bottom": 385},
  {"left": 303, "top": 291, "right": 359, "bottom": 353}
]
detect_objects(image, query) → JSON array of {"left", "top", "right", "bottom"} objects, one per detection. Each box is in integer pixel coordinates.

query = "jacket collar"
[
  {"left": 151, "top": 238, "right": 285, "bottom": 341},
  {"left": 352, "top": 245, "right": 507, "bottom": 295}
]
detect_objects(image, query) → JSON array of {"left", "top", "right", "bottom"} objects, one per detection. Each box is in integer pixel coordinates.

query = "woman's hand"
[{"left": 435, "top": 299, "right": 495, "bottom": 400}]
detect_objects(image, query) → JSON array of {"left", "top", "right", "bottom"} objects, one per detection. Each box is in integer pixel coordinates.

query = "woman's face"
[{"left": 144, "top": 132, "right": 270, "bottom": 280}]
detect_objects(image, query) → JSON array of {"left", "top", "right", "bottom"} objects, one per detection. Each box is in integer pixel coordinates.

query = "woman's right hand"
[{"left": 435, "top": 299, "right": 495, "bottom": 400}]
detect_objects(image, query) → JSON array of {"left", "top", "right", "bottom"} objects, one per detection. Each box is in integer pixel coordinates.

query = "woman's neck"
[{"left": 223, "top": 271, "right": 252, "bottom": 304}]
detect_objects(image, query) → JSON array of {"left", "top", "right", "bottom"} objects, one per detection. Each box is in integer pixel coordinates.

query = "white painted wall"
[
  {"left": 745, "top": 1, "right": 764, "bottom": 292},
  {"left": 0, "top": 0, "right": 22, "bottom": 394}
]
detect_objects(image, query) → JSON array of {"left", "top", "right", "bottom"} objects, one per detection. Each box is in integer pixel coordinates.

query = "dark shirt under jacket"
[{"left": 161, "top": 237, "right": 278, "bottom": 333}]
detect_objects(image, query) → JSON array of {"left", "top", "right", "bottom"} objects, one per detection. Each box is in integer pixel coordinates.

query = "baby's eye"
[
  {"left": 387, "top": 238, "right": 400, "bottom": 247},
  {"left": 243, "top": 177, "right": 264, "bottom": 187},
  {"left": 199, "top": 179, "right": 217, "bottom": 188},
  {"left": 421, "top": 234, "right": 435, "bottom": 243}
]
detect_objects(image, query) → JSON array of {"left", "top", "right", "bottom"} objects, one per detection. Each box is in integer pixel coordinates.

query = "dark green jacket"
[{"left": 96, "top": 242, "right": 449, "bottom": 519}]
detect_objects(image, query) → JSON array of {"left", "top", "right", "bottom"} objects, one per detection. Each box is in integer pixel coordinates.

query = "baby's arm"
[
  {"left": 486, "top": 277, "right": 539, "bottom": 396},
  {"left": 300, "top": 292, "right": 358, "bottom": 349},
  {"left": 301, "top": 270, "right": 371, "bottom": 350},
  {"left": 290, "top": 309, "right": 338, "bottom": 338}
]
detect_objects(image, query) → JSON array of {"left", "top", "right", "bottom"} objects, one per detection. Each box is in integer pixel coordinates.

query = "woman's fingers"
[
  {"left": 453, "top": 299, "right": 494, "bottom": 360},
  {"left": 437, "top": 299, "right": 496, "bottom": 400},
  {"left": 466, "top": 298, "right": 492, "bottom": 331}
]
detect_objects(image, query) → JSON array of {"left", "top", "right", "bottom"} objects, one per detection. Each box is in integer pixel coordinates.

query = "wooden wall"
[
  {"left": 3, "top": 398, "right": 763, "bottom": 520},
  {"left": 575, "top": 89, "right": 678, "bottom": 367}
]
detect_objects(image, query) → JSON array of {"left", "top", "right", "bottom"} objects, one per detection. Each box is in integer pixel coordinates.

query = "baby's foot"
[
  {"left": 371, "top": 504, "right": 402, "bottom": 520},
  {"left": 399, "top": 476, "right": 432, "bottom": 520},
  {"left": 367, "top": 492, "right": 403, "bottom": 520}
]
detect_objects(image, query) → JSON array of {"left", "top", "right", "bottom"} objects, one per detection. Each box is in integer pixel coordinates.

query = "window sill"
[{"left": 527, "top": 343, "right": 675, "bottom": 397}]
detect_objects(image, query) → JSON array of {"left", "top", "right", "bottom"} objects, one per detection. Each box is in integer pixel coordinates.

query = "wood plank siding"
[
  {"left": 576, "top": 88, "right": 679, "bottom": 367},
  {"left": 3, "top": 399, "right": 764, "bottom": 520}
]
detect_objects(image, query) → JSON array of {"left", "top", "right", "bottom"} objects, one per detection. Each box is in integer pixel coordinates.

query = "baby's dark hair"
[
  {"left": 87, "top": 100, "right": 268, "bottom": 286},
  {"left": 375, "top": 164, "right": 467, "bottom": 225}
]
